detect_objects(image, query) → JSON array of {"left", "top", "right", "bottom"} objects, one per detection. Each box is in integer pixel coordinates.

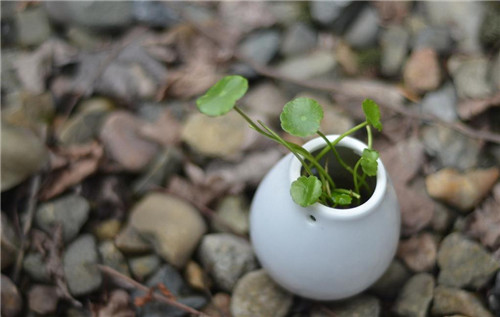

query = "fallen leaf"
[
  {"left": 40, "top": 142, "right": 103, "bottom": 200},
  {"left": 379, "top": 137, "right": 425, "bottom": 184},
  {"left": 396, "top": 183, "right": 435, "bottom": 235}
]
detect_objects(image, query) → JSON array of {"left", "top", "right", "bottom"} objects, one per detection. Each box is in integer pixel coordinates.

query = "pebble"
[
  {"left": 344, "top": 5, "right": 379, "bottom": 49},
  {"left": 450, "top": 57, "right": 494, "bottom": 99},
  {"left": 57, "top": 97, "right": 113, "bottom": 145},
  {"left": 99, "top": 111, "right": 159, "bottom": 172},
  {"left": 114, "top": 224, "right": 152, "bottom": 254},
  {"left": 426, "top": 167, "right": 499, "bottom": 211},
  {"left": 397, "top": 233, "right": 437, "bottom": 272},
  {"left": 489, "top": 271, "right": 500, "bottom": 313},
  {"left": 238, "top": 30, "right": 281, "bottom": 65},
  {"left": 198, "top": 233, "right": 257, "bottom": 292},
  {"left": 35, "top": 194, "right": 90, "bottom": 242},
  {"left": 93, "top": 289, "right": 135, "bottom": 317},
  {"left": 129, "top": 193, "right": 206, "bottom": 268},
  {"left": 66, "top": 26, "right": 104, "bottom": 50},
  {"left": 269, "top": 2, "right": 303, "bottom": 26},
  {"left": 129, "top": 254, "right": 161, "bottom": 281},
  {"left": 393, "top": 273, "right": 435, "bottom": 317},
  {"left": 132, "top": 0, "right": 180, "bottom": 27},
  {"left": 437, "top": 232, "right": 500, "bottom": 288},
  {"left": 1, "top": 123, "right": 48, "bottom": 191},
  {"left": 231, "top": 269, "right": 293, "bottom": 317},
  {"left": 63, "top": 234, "right": 102, "bottom": 296},
  {"left": 1, "top": 212, "right": 19, "bottom": 269},
  {"left": 1, "top": 275, "right": 23, "bottom": 317},
  {"left": 422, "top": 125, "right": 482, "bottom": 170},
  {"left": 44, "top": 1, "right": 134, "bottom": 29},
  {"left": 492, "top": 51, "right": 500, "bottom": 90},
  {"left": 319, "top": 294, "right": 381, "bottom": 317},
  {"left": 23, "top": 252, "right": 50, "bottom": 282},
  {"left": 432, "top": 286, "right": 494, "bottom": 317},
  {"left": 93, "top": 219, "right": 122, "bottom": 241},
  {"left": 380, "top": 25, "right": 410, "bottom": 77},
  {"left": 277, "top": 50, "right": 337, "bottom": 80},
  {"left": 280, "top": 22, "right": 317, "bottom": 56},
  {"left": 98, "top": 240, "right": 130, "bottom": 277},
  {"left": 431, "top": 203, "right": 456, "bottom": 233},
  {"left": 28, "top": 285, "right": 59, "bottom": 315},
  {"left": 242, "top": 81, "right": 288, "bottom": 119},
  {"left": 370, "top": 259, "right": 411, "bottom": 299},
  {"left": 202, "top": 292, "right": 231, "bottom": 317},
  {"left": 310, "top": 1, "right": 351, "bottom": 25},
  {"left": 182, "top": 111, "right": 251, "bottom": 160},
  {"left": 135, "top": 264, "right": 207, "bottom": 317},
  {"left": 403, "top": 48, "right": 441, "bottom": 93},
  {"left": 212, "top": 195, "right": 250, "bottom": 236},
  {"left": 420, "top": 82, "right": 458, "bottom": 123},
  {"left": 480, "top": 5, "right": 500, "bottom": 48},
  {"left": 412, "top": 26, "right": 454, "bottom": 55},
  {"left": 185, "top": 261, "right": 209, "bottom": 291},
  {"left": 15, "top": 6, "right": 51, "bottom": 47}
]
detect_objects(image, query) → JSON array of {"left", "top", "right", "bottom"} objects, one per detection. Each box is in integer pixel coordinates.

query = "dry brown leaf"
[
  {"left": 379, "top": 137, "right": 425, "bottom": 184},
  {"left": 40, "top": 142, "right": 103, "bottom": 200},
  {"left": 396, "top": 184, "right": 435, "bottom": 235},
  {"left": 457, "top": 92, "right": 500, "bottom": 120}
]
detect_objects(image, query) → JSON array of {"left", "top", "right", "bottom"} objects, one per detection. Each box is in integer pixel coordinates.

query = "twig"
[
  {"left": 175, "top": 8, "right": 500, "bottom": 145},
  {"left": 98, "top": 265, "right": 211, "bottom": 317}
]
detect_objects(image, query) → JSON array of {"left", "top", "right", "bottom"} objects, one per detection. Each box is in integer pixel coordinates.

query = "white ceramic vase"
[{"left": 250, "top": 135, "right": 400, "bottom": 301}]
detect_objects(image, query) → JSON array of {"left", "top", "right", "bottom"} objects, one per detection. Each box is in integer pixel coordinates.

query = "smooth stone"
[
  {"left": 1, "top": 275, "right": 23, "bottom": 317},
  {"left": 451, "top": 58, "right": 494, "bottom": 99},
  {"left": 35, "top": 194, "right": 90, "bottom": 242},
  {"left": 3, "top": 91, "right": 55, "bottom": 131},
  {"left": 424, "top": 1, "right": 485, "bottom": 53},
  {"left": 269, "top": 2, "right": 304, "bottom": 26},
  {"left": 129, "top": 254, "right": 161, "bottom": 281},
  {"left": 185, "top": 261, "right": 208, "bottom": 291},
  {"left": 403, "top": 48, "right": 441, "bottom": 93},
  {"left": 277, "top": 50, "right": 337, "bottom": 80},
  {"left": 93, "top": 219, "right": 122, "bottom": 241},
  {"left": 100, "top": 111, "right": 159, "bottom": 172},
  {"left": 231, "top": 269, "right": 293, "bottom": 317},
  {"left": 420, "top": 82, "right": 458, "bottom": 122},
  {"left": 370, "top": 259, "right": 411, "bottom": 299},
  {"left": 492, "top": 51, "right": 500, "bottom": 90},
  {"left": 114, "top": 224, "right": 152, "bottom": 254},
  {"left": 58, "top": 97, "right": 113, "bottom": 145},
  {"left": 23, "top": 252, "right": 50, "bottom": 282},
  {"left": 212, "top": 195, "right": 250, "bottom": 236},
  {"left": 432, "top": 286, "right": 494, "bottom": 317},
  {"left": 431, "top": 203, "right": 456, "bottom": 233},
  {"left": 129, "top": 193, "right": 206, "bottom": 268},
  {"left": 310, "top": 1, "right": 351, "bottom": 25},
  {"left": 317, "top": 295, "right": 381, "bottom": 317},
  {"left": 1, "top": 123, "right": 48, "bottom": 191},
  {"left": 132, "top": 147, "right": 183, "bottom": 194},
  {"left": 134, "top": 264, "right": 207, "bottom": 317},
  {"left": 15, "top": 6, "right": 51, "bottom": 47},
  {"left": 28, "top": 285, "right": 59, "bottom": 315},
  {"left": 280, "top": 22, "right": 317, "bottom": 56},
  {"left": 238, "top": 30, "right": 280, "bottom": 65},
  {"left": 437, "top": 232, "right": 500, "bottom": 288},
  {"left": 343, "top": 5, "right": 379, "bottom": 49},
  {"left": 1, "top": 212, "right": 19, "bottom": 269},
  {"left": 242, "top": 81, "right": 287, "bottom": 119},
  {"left": 380, "top": 25, "right": 410, "bottom": 77},
  {"left": 63, "top": 234, "right": 102, "bottom": 296},
  {"left": 412, "top": 26, "right": 454, "bottom": 54},
  {"left": 182, "top": 111, "right": 250, "bottom": 160},
  {"left": 98, "top": 240, "right": 130, "bottom": 277},
  {"left": 397, "top": 233, "right": 437, "bottom": 272},
  {"left": 480, "top": 4, "right": 500, "bottom": 48},
  {"left": 202, "top": 293, "right": 231, "bottom": 317},
  {"left": 422, "top": 125, "right": 482, "bottom": 170},
  {"left": 92, "top": 289, "right": 134, "bottom": 317},
  {"left": 199, "top": 233, "right": 256, "bottom": 292},
  {"left": 426, "top": 167, "right": 499, "bottom": 211},
  {"left": 394, "top": 273, "right": 435, "bottom": 317},
  {"left": 44, "top": 1, "right": 133, "bottom": 29},
  {"left": 66, "top": 27, "right": 104, "bottom": 50},
  {"left": 132, "top": 0, "right": 180, "bottom": 27}
]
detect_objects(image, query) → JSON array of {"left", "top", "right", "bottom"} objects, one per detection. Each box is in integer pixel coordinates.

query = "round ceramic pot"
[{"left": 250, "top": 135, "right": 400, "bottom": 300}]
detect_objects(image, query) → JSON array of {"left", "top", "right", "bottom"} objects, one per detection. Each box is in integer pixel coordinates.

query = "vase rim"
[{"left": 289, "top": 134, "right": 387, "bottom": 220}]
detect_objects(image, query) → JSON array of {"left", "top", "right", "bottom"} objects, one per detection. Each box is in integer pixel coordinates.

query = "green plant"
[{"left": 196, "top": 75, "right": 383, "bottom": 208}]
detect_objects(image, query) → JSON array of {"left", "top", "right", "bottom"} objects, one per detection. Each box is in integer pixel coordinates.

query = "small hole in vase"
[{"left": 309, "top": 215, "right": 316, "bottom": 222}]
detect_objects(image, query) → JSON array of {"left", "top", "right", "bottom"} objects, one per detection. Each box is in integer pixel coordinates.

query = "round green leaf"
[
  {"left": 362, "top": 99, "right": 382, "bottom": 131},
  {"left": 360, "top": 148, "right": 379, "bottom": 176},
  {"left": 280, "top": 97, "right": 324, "bottom": 137},
  {"left": 196, "top": 75, "right": 248, "bottom": 117},
  {"left": 332, "top": 192, "right": 352, "bottom": 206},
  {"left": 290, "top": 176, "right": 322, "bottom": 207}
]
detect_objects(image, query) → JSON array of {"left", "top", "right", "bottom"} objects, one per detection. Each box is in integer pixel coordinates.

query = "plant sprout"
[{"left": 196, "top": 75, "right": 383, "bottom": 208}]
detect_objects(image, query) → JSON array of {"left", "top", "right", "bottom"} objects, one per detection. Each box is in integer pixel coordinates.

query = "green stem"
[
  {"left": 317, "top": 131, "right": 354, "bottom": 175},
  {"left": 366, "top": 125, "right": 373, "bottom": 149},
  {"left": 234, "top": 106, "right": 274, "bottom": 139},
  {"left": 314, "top": 121, "right": 369, "bottom": 162},
  {"left": 353, "top": 159, "right": 362, "bottom": 199},
  {"left": 332, "top": 188, "right": 361, "bottom": 199}
]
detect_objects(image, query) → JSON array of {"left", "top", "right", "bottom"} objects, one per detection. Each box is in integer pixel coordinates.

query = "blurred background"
[{"left": 1, "top": 1, "right": 500, "bottom": 317}]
